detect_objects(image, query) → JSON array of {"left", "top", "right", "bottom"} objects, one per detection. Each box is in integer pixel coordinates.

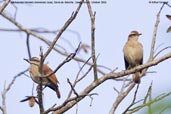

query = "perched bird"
[
  {"left": 25, "top": 57, "right": 61, "bottom": 98},
  {"left": 123, "top": 31, "right": 143, "bottom": 83}
]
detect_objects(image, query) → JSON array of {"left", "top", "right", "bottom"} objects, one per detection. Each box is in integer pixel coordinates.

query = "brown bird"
[
  {"left": 25, "top": 57, "right": 61, "bottom": 98},
  {"left": 123, "top": 31, "right": 143, "bottom": 83}
]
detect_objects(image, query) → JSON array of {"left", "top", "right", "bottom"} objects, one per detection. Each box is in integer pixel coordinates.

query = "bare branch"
[
  {"left": 166, "top": 2, "right": 171, "bottom": 8},
  {"left": 67, "top": 57, "right": 92, "bottom": 99},
  {"left": 154, "top": 46, "right": 171, "bottom": 58},
  {"left": 50, "top": 43, "right": 80, "bottom": 76},
  {"left": 113, "top": 87, "right": 120, "bottom": 94},
  {"left": 122, "top": 84, "right": 140, "bottom": 113},
  {"left": 144, "top": 82, "right": 153, "bottom": 104},
  {"left": 42, "top": 0, "right": 84, "bottom": 62},
  {"left": 109, "top": 83, "right": 135, "bottom": 114},
  {"left": 154, "top": 42, "right": 165, "bottom": 54},
  {"left": 0, "top": 0, "right": 10, "bottom": 14},
  {"left": 0, "top": 68, "right": 28, "bottom": 114},
  {"left": 53, "top": 93, "right": 98, "bottom": 114},
  {"left": 1, "top": 83, "right": 7, "bottom": 114},
  {"left": 43, "top": 104, "right": 56, "bottom": 114},
  {"left": 86, "top": 0, "right": 98, "bottom": 81},
  {"left": 41, "top": 43, "right": 80, "bottom": 79},
  {"left": 148, "top": 3, "right": 165, "bottom": 61},
  {"left": 37, "top": 48, "right": 45, "bottom": 114},
  {"left": 53, "top": 52, "right": 171, "bottom": 114},
  {"left": 7, "top": 69, "right": 29, "bottom": 91},
  {"left": 76, "top": 64, "right": 93, "bottom": 83},
  {"left": 0, "top": 12, "right": 106, "bottom": 75},
  {"left": 67, "top": 78, "right": 79, "bottom": 97},
  {"left": 26, "top": 34, "right": 32, "bottom": 59}
]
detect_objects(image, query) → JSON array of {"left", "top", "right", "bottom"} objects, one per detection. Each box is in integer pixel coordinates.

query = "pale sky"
[{"left": 0, "top": 0, "right": 171, "bottom": 114}]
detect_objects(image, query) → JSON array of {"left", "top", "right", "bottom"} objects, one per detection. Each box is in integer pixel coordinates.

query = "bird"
[
  {"left": 123, "top": 30, "right": 143, "bottom": 83},
  {"left": 25, "top": 57, "right": 61, "bottom": 98}
]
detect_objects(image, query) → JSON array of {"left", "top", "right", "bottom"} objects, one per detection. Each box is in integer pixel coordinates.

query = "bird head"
[
  {"left": 24, "top": 57, "right": 40, "bottom": 65},
  {"left": 128, "top": 31, "right": 142, "bottom": 40}
]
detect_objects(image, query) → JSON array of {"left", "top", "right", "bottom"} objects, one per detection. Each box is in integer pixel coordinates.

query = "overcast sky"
[{"left": 0, "top": 0, "right": 171, "bottom": 114}]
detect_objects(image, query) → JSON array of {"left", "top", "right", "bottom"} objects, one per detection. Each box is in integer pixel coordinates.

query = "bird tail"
[
  {"left": 55, "top": 86, "right": 61, "bottom": 99},
  {"left": 48, "top": 83, "right": 61, "bottom": 99},
  {"left": 132, "top": 72, "right": 141, "bottom": 83}
]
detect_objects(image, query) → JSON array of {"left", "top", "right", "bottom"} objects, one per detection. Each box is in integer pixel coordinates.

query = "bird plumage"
[
  {"left": 123, "top": 31, "right": 143, "bottom": 83},
  {"left": 28, "top": 57, "right": 61, "bottom": 98}
]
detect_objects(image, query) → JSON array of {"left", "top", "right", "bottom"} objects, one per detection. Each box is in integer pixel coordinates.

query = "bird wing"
[
  {"left": 42, "top": 64, "right": 58, "bottom": 84},
  {"left": 124, "top": 56, "right": 129, "bottom": 70},
  {"left": 137, "top": 42, "right": 143, "bottom": 72},
  {"left": 140, "top": 57, "right": 143, "bottom": 65}
]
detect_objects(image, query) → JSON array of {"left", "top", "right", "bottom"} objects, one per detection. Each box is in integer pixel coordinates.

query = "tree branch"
[
  {"left": 0, "top": 69, "right": 28, "bottom": 114},
  {"left": 148, "top": 3, "right": 165, "bottom": 61},
  {"left": 0, "top": 12, "right": 106, "bottom": 75},
  {"left": 122, "top": 84, "right": 141, "bottom": 113},
  {"left": 41, "top": 0, "right": 84, "bottom": 63},
  {"left": 86, "top": 0, "right": 98, "bottom": 81},
  {"left": 67, "top": 57, "right": 92, "bottom": 99},
  {"left": 52, "top": 52, "right": 171, "bottom": 114},
  {"left": 0, "top": 0, "right": 10, "bottom": 14},
  {"left": 109, "top": 83, "right": 135, "bottom": 114},
  {"left": 26, "top": 34, "right": 31, "bottom": 59}
]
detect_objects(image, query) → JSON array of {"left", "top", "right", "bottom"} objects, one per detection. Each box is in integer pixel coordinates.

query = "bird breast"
[
  {"left": 29, "top": 64, "right": 50, "bottom": 85},
  {"left": 124, "top": 41, "right": 143, "bottom": 67}
]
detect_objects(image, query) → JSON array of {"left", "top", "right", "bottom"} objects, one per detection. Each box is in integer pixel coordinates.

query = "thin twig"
[
  {"left": 42, "top": 0, "right": 84, "bottom": 62},
  {"left": 42, "top": 43, "right": 80, "bottom": 78},
  {"left": 67, "top": 57, "right": 92, "bottom": 99},
  {"left": 145, "top": 82, "right": 153, "bottom": 114},
  {"left": 166, "top": 2, "right": 171, "bottom": 8},
  {"left": 76, "top": 57, "right": 92, "bottom": 81},
  {"left": 154, "top": 46, "right": 171, "bottom": 58},
  {"left": 26, "top": 33, "right": 31, "bottom": 59},
  {"left": 109, "top": 83, "right": 136, "bottom": 114},
  {"left": 7, "top": 68, "right": 29, "bottom": 91},
  {"left": 76, "top": 62, "right": 93, "bottom": 83},
  {"left": 76, "top": 53, "right": 100, "bottom": 83},
  {"left": 97, "top": 65, "right": 113, "bottom": 72},
  {"left": 113, "top": 87, "right": 120, "bottom": 94},
  {"left": 67, "top": 78, "right": 79, "bottom": 97},
  {"left": 122, "top": 84, "right": 140, "bottom": 113},
  {"left": 154, "top": 42, "right": 165, "bottom": 54}
]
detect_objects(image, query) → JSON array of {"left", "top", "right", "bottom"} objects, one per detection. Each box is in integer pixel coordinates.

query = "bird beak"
[
  {"left": 24, "top": 58, "right": 30, "bottom": 63},
  {"left": 138, "top": 33, "right": 142, "bottom": 36}
]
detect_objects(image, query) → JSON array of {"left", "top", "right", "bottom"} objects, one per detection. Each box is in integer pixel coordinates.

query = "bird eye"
[{"left": 129, "top": 34, "right": 137, "bottom": 37}]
